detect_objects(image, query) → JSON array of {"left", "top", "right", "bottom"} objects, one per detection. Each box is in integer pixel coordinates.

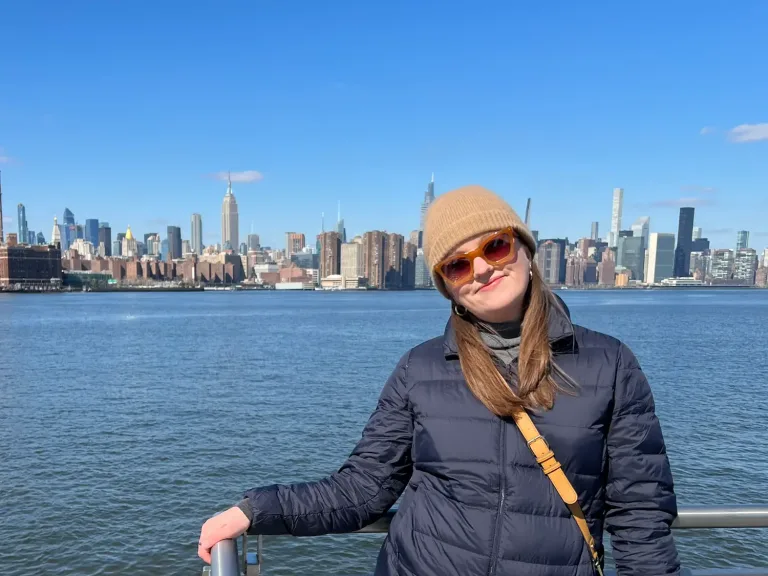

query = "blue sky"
[{"left": 1, "top": 0, "right": 767, "bottom": 250}]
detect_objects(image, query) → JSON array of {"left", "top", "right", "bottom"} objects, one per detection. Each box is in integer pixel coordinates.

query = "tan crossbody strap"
[{"left": 512, "top": 411, "right": 602, "bottom": 575}]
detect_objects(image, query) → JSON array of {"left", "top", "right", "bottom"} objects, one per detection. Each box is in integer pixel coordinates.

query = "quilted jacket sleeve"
[
  {"left": 604, "top": 343, "right": 681, "bottom": 576},
  {"left": 241, "top": 351, "right": 414, "bottom": 536}
]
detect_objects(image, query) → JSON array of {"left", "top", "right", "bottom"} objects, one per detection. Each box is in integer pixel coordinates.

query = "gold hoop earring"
[{"left": 453, "top": 303, "right": 468, "bottom": 317}]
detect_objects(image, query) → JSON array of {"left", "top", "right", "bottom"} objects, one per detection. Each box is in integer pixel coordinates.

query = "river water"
[{"left": 1, "top": 289, "right": 766, "bottom": 575}]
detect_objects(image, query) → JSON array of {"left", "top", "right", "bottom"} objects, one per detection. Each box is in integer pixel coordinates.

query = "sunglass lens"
[
  {"left": 483, "top": 234, "right": 512, "bottom": 262},
  {"left": 442, "top": 258, "right": 472, "bottom": 282}
]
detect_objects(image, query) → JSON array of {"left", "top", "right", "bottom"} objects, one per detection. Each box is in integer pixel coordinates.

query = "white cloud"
[
  {"left": 0, "top": 147, "right": 11, "bottom": 163},
  {"left": 727, "top": 123, "right": 768, "bottom": 143},
  {"left": 211, "top": 170, "right": 263, "bottom": 183},
  {"left": 3, "top": 216, "right": 13, "bottom": 225},
  {"left": 699, "top": 126, "right": 716, "bottom": 135},
  {"left": 651, "top": 197, "right": 714, "bottom": 208}
]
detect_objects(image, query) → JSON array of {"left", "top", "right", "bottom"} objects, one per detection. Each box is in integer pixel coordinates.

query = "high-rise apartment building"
[
  {"left": 536, "top": 240, "right": 565, "bottom": 285},
  {"left": 363, "top": 231, "right": 387, "bottom": 289},
  {"left": 710, "top": 249, "right": 734, "bottom": 280},
  {"left": 673, "top": 207, "right": 695, "bottom": 277},
  {"left": 341, "top": 241, "right": 363, "bottom": 282},
  {"left": 401, "top": 241, "right": 417, "bottom": 289},
  {"left": 609, "top": 188, "right": 623, "bottom": 248},
  {"left": 536, "top": 239, "right": 567, "bottom": 285},
  {"left": 734, "top": 249, "right": 758, "bottom": 285},
  {"left": 647, "top": 233, "right": 675, "bottom": 284},
  {"left": 590, "top": 222, "right": 599, "bottom": 242},
  {"left": 736, "top": 230, "right": 749, "bottom": 250},
  {"left": 247, "top": 234, "right": 260, "bottom": 251},
  {"left": 385, "top": 232, "right": 404, "bottom": 288},
  {"left": 286, "top": 232, "right": 306, "bottom": 256},
  {"left": 221, "top": 175, "right": 239, "bottom": 251},
  {"left": 317, "top": 231, "right": 341, "bottom": 279},
  {"left": 191, "top": 214, "right": 203, "bottom": 255},
  {"left": 597, "top": 249, "right": 616, "bottom": 286}
]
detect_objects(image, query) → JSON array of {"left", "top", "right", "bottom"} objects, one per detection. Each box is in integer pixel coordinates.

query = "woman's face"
[{"left": 439, "top": 229, "right": 531, "bottom": 323}]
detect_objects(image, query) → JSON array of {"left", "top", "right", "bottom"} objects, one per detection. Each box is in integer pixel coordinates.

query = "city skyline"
[
  {"left": 1, "top": 3, "right": 767, "bottom": 249},
  {"left": 5, "top": 175, "right": 765, "bottom": 256}
]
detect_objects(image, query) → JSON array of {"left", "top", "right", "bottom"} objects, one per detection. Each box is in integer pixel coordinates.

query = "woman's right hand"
[{"left": 198, "top": 506, "right": 251, "bottom": 564}]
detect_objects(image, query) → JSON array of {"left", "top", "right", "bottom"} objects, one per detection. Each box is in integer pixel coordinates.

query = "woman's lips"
[{"left": 478, "top": 276, "right": 504, "bottom": 292}]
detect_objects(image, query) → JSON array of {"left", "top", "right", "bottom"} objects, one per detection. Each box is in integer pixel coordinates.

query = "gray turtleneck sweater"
[{"left": 479, "top": 320, "right": 522, "bottom": 366}]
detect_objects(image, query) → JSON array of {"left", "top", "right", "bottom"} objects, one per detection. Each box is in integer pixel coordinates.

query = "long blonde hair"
[{"left": 451, "top": 260, "right": 569, "bottom": 416}]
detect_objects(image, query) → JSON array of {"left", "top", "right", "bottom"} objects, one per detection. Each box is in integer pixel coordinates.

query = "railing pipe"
[
  {"left": 672, "top": 506, "right": 768, "bottom": 529},
  {"left": 209, "top": 539, "right": 240, "bottom": 576},
  {"left": 357, "top": 505, "right": 768, "bottom": 533},
  {"left": 205, "top": 505, "right": 768, "bottom": 575}
]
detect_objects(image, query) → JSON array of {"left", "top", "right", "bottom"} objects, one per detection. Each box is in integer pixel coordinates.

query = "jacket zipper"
[{"left": 487, "top": 418, "right": 506, "bottom": 576}]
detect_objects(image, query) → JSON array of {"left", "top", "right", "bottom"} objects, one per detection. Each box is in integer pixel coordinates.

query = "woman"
[{"left": 199, "top": 185, "right": 681, "bottom": 576}]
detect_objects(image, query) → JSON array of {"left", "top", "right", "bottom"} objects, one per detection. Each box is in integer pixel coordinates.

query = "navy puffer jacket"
[{"left": 243, "top": 301, "right": 681, "bottom": 576}]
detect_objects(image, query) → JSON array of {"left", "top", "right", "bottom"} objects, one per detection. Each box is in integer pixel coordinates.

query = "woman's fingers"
[{"left": 198, "top": 542, "right": 212, "bottom": 565}]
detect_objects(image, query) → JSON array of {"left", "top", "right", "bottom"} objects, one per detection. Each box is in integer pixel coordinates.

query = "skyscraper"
[
  {"left": 191, "top": 213, "right": 203, "bottom": 254},
  {"left": 285, "top": 232, "right": 305, "bottom": 256},
  {"left": 673, "top": 207, "right": 695, "bottom": 277},
  {"left": 609, "top": 188, "right": 623, "bottom": 248},
  {"left": 221, "top": 174, "right": 239, "bottom": 251},
  {"left": 617, "top": 235, "right": 645, "bottom": 282},
  {"left": 336, "top": 201, "right": 346, "bottom": 243},
  {"left": 85, "top": 219, "right": 99, "bottom": 248},
  {"left": 99, "top": 224, "right": 112, "bottom": 256},
  {"left": 736, "top": 230, "right": 749, "bottom": 250},
  {"left": 62, "top": 208, "right": 75, "bottom": 251},
  {"left": 167, "top": 226, "right": 182, "bottom": 260},
  {"left": 363, "top": 231, "right": 387, "bottom": 289},
  {"left": 17, "top": 204, "right": 28, "bottom": 244},
  {"left": 692, "top": 227, "right": 703, "bottom": 241},
  {"left": 317, "top": 231, "right": 341, "bottom": 278},
  {"left": 647, "top": 233, "right": 676, "bottom": 284},
  {"left": 536, "top": 239, "right": 566, "bottom": 285},
  {"left": 590, "top": 222, "right": 599, "bottom": 242},
  {"left": 418, "top": 174, "right": 436, "bottom": 247},
  {"left": 631, "top": 216, "right": 650, "bottom": 250},
  {"left": 51, "top": 217, "right": 61, "bottom": 248}
]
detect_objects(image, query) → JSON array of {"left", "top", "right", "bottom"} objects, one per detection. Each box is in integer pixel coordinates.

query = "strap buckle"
[
  {"left": 592, "top": 554, "right": 604, "bottom": 576},
  {"left": 526, "top": 434, "right": 550, "bottom": 450}
]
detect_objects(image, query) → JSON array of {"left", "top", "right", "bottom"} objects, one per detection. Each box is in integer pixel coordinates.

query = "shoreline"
[{"left": 1, "top": 284, "right": 763, "bottom": 294}]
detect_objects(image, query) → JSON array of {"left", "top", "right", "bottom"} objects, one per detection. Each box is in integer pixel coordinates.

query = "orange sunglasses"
[{"left": 433, "top": 227, "right": 517, "bottom": 287}]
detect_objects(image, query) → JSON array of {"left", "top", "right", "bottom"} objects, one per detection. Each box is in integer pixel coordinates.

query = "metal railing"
[{"left": 203, "top": 505, "right": 768, "bottom": 576}]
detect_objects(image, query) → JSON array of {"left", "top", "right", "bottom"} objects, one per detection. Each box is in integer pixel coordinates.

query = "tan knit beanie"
[{"left": 423, "top": 185, "right": 537, "bottom": 298}]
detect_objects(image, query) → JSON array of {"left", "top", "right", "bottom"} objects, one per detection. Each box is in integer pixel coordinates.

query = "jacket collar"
[{"left": 442, "top": 293, "right": 575, "bottom": 358}]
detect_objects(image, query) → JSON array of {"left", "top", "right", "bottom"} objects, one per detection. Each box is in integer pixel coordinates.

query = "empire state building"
[{"left": 221, "top": 174, "right": 239, "bottom": 251}]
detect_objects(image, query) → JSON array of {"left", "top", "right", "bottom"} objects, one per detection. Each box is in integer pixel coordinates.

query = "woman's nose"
[{"left": 473, "top": 256, "right": 493, "bottom": 278}]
